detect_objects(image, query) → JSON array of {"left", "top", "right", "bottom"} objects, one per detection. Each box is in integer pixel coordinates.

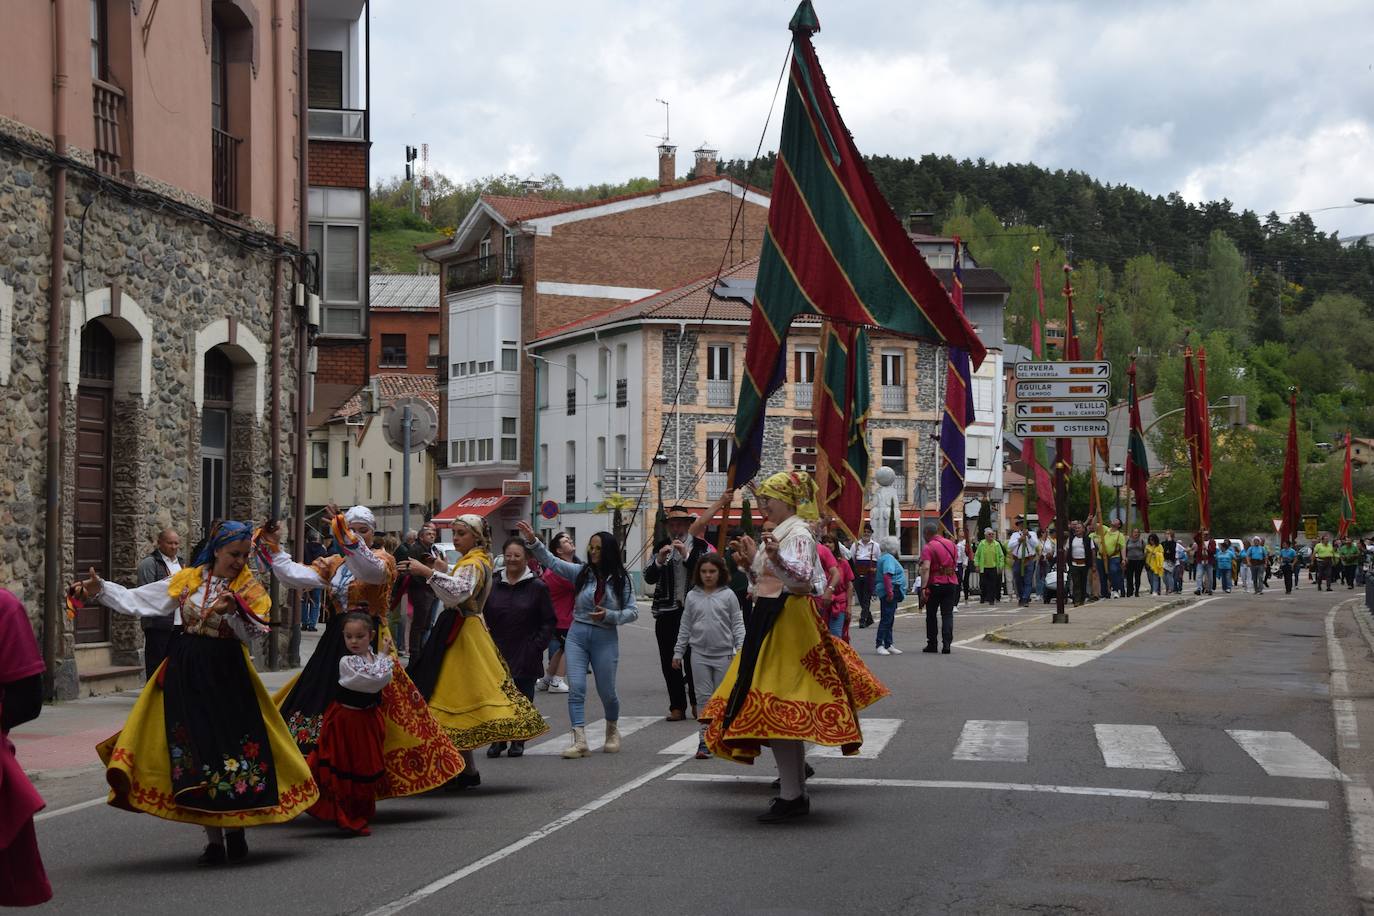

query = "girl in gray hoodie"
[{"left": 673, "top": 555, "right": 746, "bottom": 759}]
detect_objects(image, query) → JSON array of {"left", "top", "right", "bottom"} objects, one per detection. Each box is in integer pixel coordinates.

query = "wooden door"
[{"left": 75, "top": 323, "right": 115, "bottom": 644}]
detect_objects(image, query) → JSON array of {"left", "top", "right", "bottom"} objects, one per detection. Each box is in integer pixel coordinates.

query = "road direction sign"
[
  {"left": 1015, "top": 400, "right": 1108, "bottom": 420},
  {"left": 1014, "top": 361, "right": 1111, "bottom": 380},
  {"left": 1014, "top": 380, "right": 1110, "bottom": 399},
  {"left": 1015, "top": 419, "right": 1110, "bottom": 438}
]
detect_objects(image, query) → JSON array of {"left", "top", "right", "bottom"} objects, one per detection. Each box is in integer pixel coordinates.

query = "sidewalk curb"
[{"left": 980, "top": 596, "right": 1195, "bottom": 650}]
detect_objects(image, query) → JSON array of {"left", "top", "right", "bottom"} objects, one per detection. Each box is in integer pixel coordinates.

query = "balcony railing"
[
  {"left": 795, "top": 382, "right": 813, "bottom": 411},
  {"left": 705, "top": 472, "right": 728, "bottom": 499},
  {"left": 615, "top": 378, "right": 627, "bottom": 408},
  {"left": 307, "top": 107, "right": 365, "bottom": 140},
  {"left": 446, "top": 255, "right": 521, "bottom": 293},
  {"left": 707, "top": 378, "right": 733, "bottom": 408},
  {"left": 881, "top": 385, "right": 906, "bottom": 412},
  {"left": 211, "top": 127, "right": 241, "bottom": 214},
  {"left": 566, "top": 388, "right": 577, "bottom": 416},
  {"left": 93, "top": 79, "right": 124, "bottom": 176},
  {"left": 565, "top": 474, "right": 576, "bottom": 504}
]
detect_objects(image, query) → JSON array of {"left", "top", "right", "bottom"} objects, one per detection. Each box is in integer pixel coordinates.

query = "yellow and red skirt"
[
  {"left": 407, "top": 611, "right": 549, "bottom": 750},
  {"left": 702, "top": 594, "right": 889, "bottom": 763},
  {"left": 96, "top": 637, "right": 318, "bottom": 827}
]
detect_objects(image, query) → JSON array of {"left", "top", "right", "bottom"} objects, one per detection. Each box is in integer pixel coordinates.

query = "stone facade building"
[{"left": 0, "top": 0, "right": 328, "bottom": 697}]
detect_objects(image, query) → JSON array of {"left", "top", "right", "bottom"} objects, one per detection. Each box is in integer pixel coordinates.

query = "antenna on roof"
[{"left": 654, "top": 98, "right": 670, "bottom": 145}]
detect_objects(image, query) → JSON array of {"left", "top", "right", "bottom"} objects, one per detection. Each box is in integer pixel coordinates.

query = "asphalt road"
[{"left": 26, "top": 587, "right": 1364, "bottom": 915}]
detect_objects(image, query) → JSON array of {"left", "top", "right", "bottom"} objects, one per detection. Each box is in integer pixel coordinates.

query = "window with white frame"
[
  {"left": 308, "top": 188, "right": 365, "bottom": 336},
  {"left": 972, "top": 375, "right": 994, "bottom": 420},
  {"left": 615, "top": 434, "right": 627, "bottom": 469},
  {"left": 427, "top": 335, "right": 440, "bottom": 368},
  {"left": 597, "top": 348, "right": 609, "bottom": 397},
  {"left": 881, "top": 351, "right": 904, "bottom": 386},
  {"left": 536, "top": 360, "right": 549, "bottom": 407},
  {"left": 479, "top": 237, "right": 491, "bottom": 262},
  {"left": 793, "top": 347, "right": 816, "bottom": 383},
  {"left": 501, "top": 342, "right": 518, "bottom": 372},
  {"left": 539, "top": 443, "right": 548, "bottom": 490},
  {"left": 311, "top": 441, "right": 329, "bottom": 478},
  {"left": 596, "top": 437, "right": 606, "bottom": 485},
  {"left": 881, "top": 439, "right": 906, "bottom": 499},
  {"left": 503, "top": 230, "right": 516, "bottom": 273},
  {"left": 501, "top": 417, "right": 517, "bottom": 462},
  {"left": 706, "top": 344, "right": 732, "bottom": 406},
  {"left": 705, "top": 434, "right": 732, "bottom": 498}
]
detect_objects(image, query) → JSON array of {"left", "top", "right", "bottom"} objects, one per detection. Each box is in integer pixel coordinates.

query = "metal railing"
[
  {"left": 93, "top": 80, "right": 124, "bottom": 176},
  {"left": 615, "top": 378, "right": 627, "bottom": 407},
  {"left": 445, "top": 255, "right": 522, "bottom": 293},
  {"left": 565, "top": 475, "right": 576, "bottom": 503},
  {"left": 707, "top": 378, "right": 733, "bottom": 407},
  {"left": 211, "top": 127, "right": 241, "bottom": 213},
  {"left": 705, "top": 472, "right": 728, "bottom": 499},
  {"left": 307, "top": 107, "right": 365, "bottom": 140},
  {"left": 795, "top": 382, "right": 813, "bottom": 410},
  {"left": 566, "top": 388, "right": 577, "bottom": 416},
  {"left": 881, "top": 385, "right": 905, "bottom": 412}
]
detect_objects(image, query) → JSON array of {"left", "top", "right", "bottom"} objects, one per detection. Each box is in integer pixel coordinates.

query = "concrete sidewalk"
[
  {"left": 12, "top": 629, "right": 324, "bottom": 780},
  {"left": 981, "top": 594, "right": 1195, "bottom": 649}
]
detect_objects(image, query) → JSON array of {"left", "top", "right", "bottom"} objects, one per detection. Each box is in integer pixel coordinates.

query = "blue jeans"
[
  {"left": 827, "top": 610, "right": 846, "bottom": 638},
  {"left": 1195, "top": 561, "right": 1212, "bottom": 593},
  {"left": 1218, "top": 567, "right": 1232, "bottom": 591},
  {"left": 564, "top": 621, "right": 620, "bottom": 727},
  {"left": 1107, "top": 557, "right": 1125, "bottom": 595},
  {"left": 876, "top": 595, "right": 897, "bottom": 649},
  {"left": 1012, "top": 558, "right": 1035, "bottom": 603},
  {"left": 302, "top": 589, "right": 322, "bottom": 629},
  {"left": 1146, "top": 569, "right": 1161, "bottom": 595}
]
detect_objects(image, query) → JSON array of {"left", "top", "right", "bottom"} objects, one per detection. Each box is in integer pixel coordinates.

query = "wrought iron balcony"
[
  {"left": 211, "top": 127, "right": 241, "bottom": 214},
  {"left": 615, "top": 378, "right": 628, "bottom": 408},
  {"left": 707, "top": 378, "right": 733, "bottom": 408},
  {"left": 566, "top": 388, "right": 577, "bottom": 416},
  {"left": 93, "top": 79, "right": 124, "bottom": 176},
  {"left": 565, "top": 474, "right": 577, "bottom": 503},
  {"left": 794, "top": 382, "right": 813, "bottom": 411},
  {"left": 881, "top": 384, "right": 906, "bottom": 412},
  {"left": 445, "top": 255, "right": 522, "bottom": 293}
]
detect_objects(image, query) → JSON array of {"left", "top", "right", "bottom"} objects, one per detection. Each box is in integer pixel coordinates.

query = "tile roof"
[
  {"left": 332, "top": 373, "right": 439, "bottom": 422},
  {"left": 480, "top": 194, "right": 573, "bottom": 223},
  {"left": 508, "top": 176, "right": 764, "bottom": 223},
  {"left": 369, "top": 274, "right": 440, "bottom": 311}
]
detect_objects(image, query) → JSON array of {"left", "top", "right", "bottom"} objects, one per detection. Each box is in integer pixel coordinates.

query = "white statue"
[{"left": 868, "top": 466, "right": 902, "bottom": 540}]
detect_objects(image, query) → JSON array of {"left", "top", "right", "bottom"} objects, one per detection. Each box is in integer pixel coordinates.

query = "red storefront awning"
[{"left": 433, "top": 488, "right": 516, "bottom": 523}]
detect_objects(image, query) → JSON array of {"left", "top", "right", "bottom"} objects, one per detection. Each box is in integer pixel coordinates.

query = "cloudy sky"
[{"left": 366, "top": 0, "right": 1374, "bottom": 237}]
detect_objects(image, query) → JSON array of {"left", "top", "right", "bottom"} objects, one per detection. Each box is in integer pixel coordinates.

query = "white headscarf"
[
  {"left": 345, "top": 505, "right": 377, "bottom": 530},
  {"left": 454, "top": 514, "right": 488, "bottom": 547}
]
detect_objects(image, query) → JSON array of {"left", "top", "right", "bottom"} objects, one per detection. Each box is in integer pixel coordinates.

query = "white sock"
[{"left": 773, "top": 739, "right": 806, "bottom": 800}]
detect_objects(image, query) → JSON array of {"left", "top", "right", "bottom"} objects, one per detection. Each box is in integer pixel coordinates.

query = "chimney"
[
  {"left": 657, "top": 143, "right": 677, "bottom": 187},
  {"left": 693, "top": 143, "right": 718, "bottom": 178},
  {"left": 906, "top": 211, "right": 936, "bottom": 235}
]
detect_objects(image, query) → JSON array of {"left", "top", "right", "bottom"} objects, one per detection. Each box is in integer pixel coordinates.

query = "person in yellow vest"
[
  {"left": 1313, "top": 534, "right": 1337, "bottom": 591},
  {"left": 1095, "top": 517, "right": 1127, "bottom": 598},
  {"left": 974, "top": 528, "right": 1006, "bottom": 605}
]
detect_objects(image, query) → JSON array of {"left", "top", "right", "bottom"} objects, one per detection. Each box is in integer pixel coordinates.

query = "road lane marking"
[
  {"left": 1328, "top": 603, "right": 1374, "bottom": 882},
  {"left": 522, "top": 716, "right": 660, "bottom": 756},
  {"left": 1094, "top": 724, "right": 1184, "bottom": 772},
  {"left": 809, "top": 718, "right": 902, "bottom": 759},
  {"left": 366, "top": 755, "right": 693, "bottom": 916},
  {"left": 953, "top": 720, "right": 1028, "bottom": 762},
  {"left": 33, "top": 796, "right": 107, "bottom": 822},
  {"left": 668, "top": 773, "right": 1328, "bottom": 810},
  {"left": 1227, "top": 730, "right": 1346, "bottom": 780}
]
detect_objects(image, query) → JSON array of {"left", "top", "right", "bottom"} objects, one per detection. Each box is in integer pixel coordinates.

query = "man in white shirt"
[
  {"left": 135, "top": 528, "right": 182, "bottom": 679},
  {"left": 848, "top": 523, "right": 880, "bottom": 628},
  {"left": 1007, "top": 517, "right": 1040, "bottom": 608}
]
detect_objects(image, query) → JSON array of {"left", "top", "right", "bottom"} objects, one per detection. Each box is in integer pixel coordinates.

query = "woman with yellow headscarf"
[
  {"left": 403, "top": 514, "right": 548, "bottom": 789},
  {"left": 700, "top": 472, "right": 889, "bottom": 823}
]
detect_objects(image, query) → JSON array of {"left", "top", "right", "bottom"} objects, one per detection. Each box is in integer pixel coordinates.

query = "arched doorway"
[
  {"left": 75, "top": 320, "right": 115, "bottom": 644},
  {"left": 201, "top": 346, "right": 234, "bottom": 533}
]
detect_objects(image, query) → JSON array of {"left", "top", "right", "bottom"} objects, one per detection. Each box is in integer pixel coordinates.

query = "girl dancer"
[
  {"left": 1, "top": 589, "right": 51, "bottom": 904},
  {"left": 519, "top": 521, "right": 639, "bottom": 759},
  {"left": 263, "top": 505, "right": 463, "bottom": 800},
  {"left": 404, "top": 515, "right": 548, "bottom": 787},
  {"left": 699, "top": 472, "right": 889, "bottom": 822},
  {"left": 74, "top": 521, "right": 318, "bottom": 865},
  {"left": 307, "top": 612, "right": 393, "bottom": 836},
  {"left": 673, "top": 555, "right": 745, "bottom": 759}
]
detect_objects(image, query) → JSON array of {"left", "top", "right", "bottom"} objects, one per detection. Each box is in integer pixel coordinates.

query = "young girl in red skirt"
[{"left": 308, "top": 612, "right": 393, "bottom": 836}]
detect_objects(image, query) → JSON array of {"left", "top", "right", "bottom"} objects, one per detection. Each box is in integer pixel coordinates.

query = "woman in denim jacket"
[{"left": 519, "top": 522, "right": 639, "bottom": 758}]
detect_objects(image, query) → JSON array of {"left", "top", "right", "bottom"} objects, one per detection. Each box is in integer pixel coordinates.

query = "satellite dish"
[{"left": 383, "top": 397, "right": 438, "bottom": 453}]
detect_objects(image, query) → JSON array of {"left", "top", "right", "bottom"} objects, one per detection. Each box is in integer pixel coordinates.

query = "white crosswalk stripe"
[
  {"left": 809, "top": 717, "right": 902, "bottom": 759},
  {"left": 953, "top": 720, "right": 1029, "bottom": 762},
  {"left": 1094, "top": 724, "right": 1184, "bottom": 771},
  {"left": 1227, "top": 729, "right": 1347, "bottom": 780},
  {"left": 522, "top": 716, "right": 660, "bottom": 756}
]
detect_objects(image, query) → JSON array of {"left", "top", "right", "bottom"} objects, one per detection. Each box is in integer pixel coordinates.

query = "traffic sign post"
[
  {"left": 1015, "top": 419, "right": 1110, "bottom": 438},
  {"left": 1015, "top": 380, "right": 1111, "bottom": 399},
  {"left": 1015, "top": 400, "right": 1108, "bottom": 420},
  {"left": 1014, "top": 361, "right": 1111, "bottom": 380}
]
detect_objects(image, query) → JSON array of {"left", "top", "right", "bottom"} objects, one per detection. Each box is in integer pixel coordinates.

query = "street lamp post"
[{"left": 1110, "top": 463, "right": 1125, "bottom": 525}]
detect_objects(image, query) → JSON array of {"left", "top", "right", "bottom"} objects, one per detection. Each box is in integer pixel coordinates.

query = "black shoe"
[
  {"left": 446, "top": 770, "right": 481, "bottom": 791},
  {"left": 758, "top": 795, "right": 810, "bottom": 823},
  {"left": 198, "top": 842, "right": 226, "bottom": 866},
  {"left": 225, "top": 830, "right": 247, "bottom": 863},
  {"left": 770, "top": 762, "right": 817, "bottom": 790},
  {"left": 942, "top": 646, "right": 951, "bottom": 654},
  {"left": 922, "top": 644, "right": 937, "bottom": 653},
  {"left": 486, "top": 742, "right": 508, "bottom": 758},
  {"left": 507, "top": 742, "right": 525, "bottom": 758}
]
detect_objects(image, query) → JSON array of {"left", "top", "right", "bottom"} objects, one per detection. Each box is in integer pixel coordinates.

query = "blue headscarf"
[{"left": 193, "top": 520, "right": 254, "bottom": 567}]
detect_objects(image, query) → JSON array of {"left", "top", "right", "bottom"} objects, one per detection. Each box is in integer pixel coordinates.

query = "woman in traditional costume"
[
  {"left": 73, "top": 522, "right": 319, "bottom": 865},
  {"left": 262, "top": 505, "right": 464, "bottom": 800},
  {"left": 699, "top": 472, "right": 890, "bottom": 823},
  {"left": 403, "top": 515, "right": 549, "bottom": 788},
  {"left": 0, "top": 589, "right": 52, "bottom": 905}
]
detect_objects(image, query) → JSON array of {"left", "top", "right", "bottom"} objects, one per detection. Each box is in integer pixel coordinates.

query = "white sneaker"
[
  {"left": 888, "top": 646, "right": 903, "bottom": 655},
  {"left": 549, "top": 677, "right": 570, "bottom": 693},
  {"left": 535, "top": 677, "right": 550, "bottom": 692},
  {"left": 876, "top": 646, "right": 891, "bottom": 656}
]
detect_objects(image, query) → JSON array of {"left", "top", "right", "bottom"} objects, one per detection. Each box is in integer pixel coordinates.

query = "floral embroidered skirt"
[
  {"left": 407, "top": 611, "right": 549, "bottom": 750},
  {"left": 273, "top": 613, "right": 464, "bottom": 798},
  {"left": 96, "top": 636, "right": 318, "bottom": 827},
  {"left": 702, "top": 594, "right": 889, "bottom": 763},
  {"left": 307, "top": 700, "right": 386, "bottom": 833}
]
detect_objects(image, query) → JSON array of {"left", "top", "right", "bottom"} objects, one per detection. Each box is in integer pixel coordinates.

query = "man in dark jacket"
[
  {"left": 1064, "top": 518, "right": 1094, "bottom": 607},
  {"left": 643, "top": 506, "right": 712, "bottom": 720},
  {"left": 135, "top": 528, "right": 183, "bottom": 678}
]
